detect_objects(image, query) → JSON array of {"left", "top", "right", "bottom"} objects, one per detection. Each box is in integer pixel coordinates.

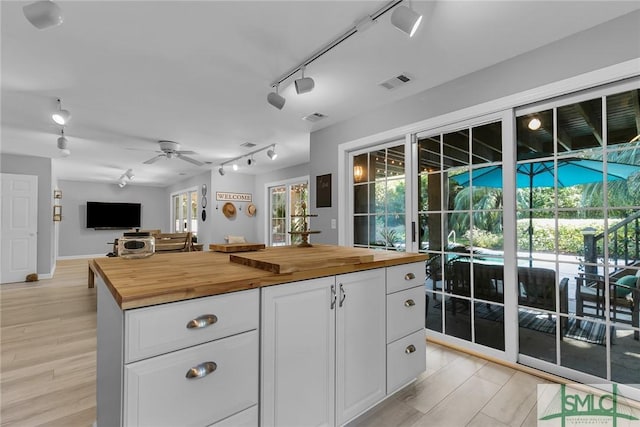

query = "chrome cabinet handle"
[
  {"left": 339, "top": 283, "right": 346, "bottom": 307},
  {"left": 186, "top": 314, "right": 218, "bottom": 329},
  {"left": 331, "top": 284, "right": 336, "bottom": 310},
  {"left": 185, "top": 361, "right": 217, "bottom": 379},
  {"left": 404, "top": 272, "right": 415, "bottom": 281},
  {"left": 405, "top": 344, "right": 416, "bottom": 354},
  {"left": 404, "top": 299, "right": 416, "bottom": 307}
]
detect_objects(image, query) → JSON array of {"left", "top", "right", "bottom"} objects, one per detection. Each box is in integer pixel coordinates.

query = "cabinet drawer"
[
  {"left": 209, "top": 405, "right": 257, "bottom": 427},
  {"left": 124, "top": 330, "right": 258, "bottom": 427},
  {"left": 386, "top": 262, "right": 425, "bottom": 294},
  {"left": 387, "top": 329, "right": 426, "bottom": 394},
  {"left": 125, "top": 289, "right": 258, "bottom": 362},
  {"left": 387, "top": 286, "right": 425, "bottom": 343}
]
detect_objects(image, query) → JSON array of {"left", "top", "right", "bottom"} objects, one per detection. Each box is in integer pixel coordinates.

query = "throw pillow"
[{"left": 615, "top": 275, "right": 637, "bottom": 297}]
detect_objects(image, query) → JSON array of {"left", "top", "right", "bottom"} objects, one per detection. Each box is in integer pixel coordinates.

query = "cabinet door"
[
  {"left": 336, "top": 269, "right": 386, "bottom": 425},
  {"left": 261, "top": 277, "right": 336, "bottom": 427}
]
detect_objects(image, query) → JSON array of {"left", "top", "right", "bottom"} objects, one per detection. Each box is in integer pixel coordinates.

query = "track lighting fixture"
[
  {"left": 52, "top": 98, "right": 71, "bottom": 126},
  {"left": 57, "top": 129, "right": 70, "bottom": 157},
  {"left": 219, "top": 144, "right": 279, "bottom": 173},
  {"left": 267, "top": 145, "right": 278, "bottom": 160},
  {"left": 390, "top": 5, "right": 423, "bottom": 37},
  {"left": 117, "top": 169, "right": 135, "bottom": 187},
  {"left": 267, "top": 84, "right": 286, "bottom": 110},
  {"left": 267, "top": 1, "right": 424, "bottom": 108},
  {"left": 294, "top": 66, "right": 315, "bottom": 95},
  {"left": 23, "top": 0, "right": 63, "bottom": 30}
]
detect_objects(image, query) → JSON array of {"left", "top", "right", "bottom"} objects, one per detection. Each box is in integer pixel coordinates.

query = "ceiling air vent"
[
  {"left": 302, "top": 113, "right": 328, "bottom": 123},
  {"left": 379, "top": 73, "right": 412, "bottom": 90},
  {"left": 240, "top": 142, "right": 256, "bottom": 148}
]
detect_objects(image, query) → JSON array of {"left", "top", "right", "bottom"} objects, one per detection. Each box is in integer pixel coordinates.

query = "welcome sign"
[{"left": 216, "top": 192, "right": 252, "bottom": 202}]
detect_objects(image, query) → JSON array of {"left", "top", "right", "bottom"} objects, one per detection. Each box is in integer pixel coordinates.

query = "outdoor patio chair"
[
  {"left": 517, "top": 267, "right": 569, "bottom": 335},
  {"left": 575, "top": 273, "right": 639, "bottom": 340}
]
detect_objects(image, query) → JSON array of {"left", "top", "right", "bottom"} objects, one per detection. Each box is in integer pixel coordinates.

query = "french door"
[
  {"left": 171, "top": 188, "right": 198, "bottom": 237},
  {"left": 267, "top": 180, "right": 308, "bottom": 246}
]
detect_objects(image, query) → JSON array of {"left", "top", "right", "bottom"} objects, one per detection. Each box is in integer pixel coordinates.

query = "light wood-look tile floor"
[{"left": 1, "top": 259, "right": 553, "bottom": 427}]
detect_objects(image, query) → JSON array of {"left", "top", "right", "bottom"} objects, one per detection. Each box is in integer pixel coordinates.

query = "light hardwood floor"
[{"left": 1, "top": 258, "right": 554, "bottom": 427}]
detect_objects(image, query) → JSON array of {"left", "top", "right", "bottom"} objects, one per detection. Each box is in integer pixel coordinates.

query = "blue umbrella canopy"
[
  {"left": 450, "top": 158, "right": 640, "bottom": 189},
  {"left": 450, "top": 158, "right": 640, "bottom": 265}
]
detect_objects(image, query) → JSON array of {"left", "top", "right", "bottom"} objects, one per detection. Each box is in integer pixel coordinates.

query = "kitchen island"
[{"left": 94, "top": 245, "right": 428, "bottom": 427}]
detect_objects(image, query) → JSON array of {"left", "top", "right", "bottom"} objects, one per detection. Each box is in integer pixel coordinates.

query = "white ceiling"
[{"left": 2, "top": 1, "right": 639, "bottom": 187}]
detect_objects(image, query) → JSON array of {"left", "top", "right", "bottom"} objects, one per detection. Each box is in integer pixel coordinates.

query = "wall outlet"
[{"left": 331, "top": 219, "right": 336, "bottom": 229}]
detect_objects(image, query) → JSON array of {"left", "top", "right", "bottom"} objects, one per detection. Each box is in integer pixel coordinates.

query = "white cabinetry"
[
  {"left": 261, "top": 277, "right": 336, "bottom": 427},
  {"left": 261, "top": 268, "right": 394, "bottom": 427},
  {"left": 385, "top": 262, "right": 426, "bottom": 394},
  {"left": 97, "top": 277, "right": 259, "bottom": 427}
]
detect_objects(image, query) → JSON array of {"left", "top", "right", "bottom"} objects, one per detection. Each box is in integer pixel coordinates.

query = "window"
[
  {"left": 352, "top": 141, "right": 407, "bottom": 251},
  {"left": 267, "top": 180, "right": 308, "bottom": 246},
  {"left": 171, "top": 188, "right": 198, "bottom": 237}
]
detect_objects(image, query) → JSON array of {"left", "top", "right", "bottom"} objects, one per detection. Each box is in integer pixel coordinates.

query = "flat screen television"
[{"left": 86, "top": 202, "right": 141, "bottom": 229}]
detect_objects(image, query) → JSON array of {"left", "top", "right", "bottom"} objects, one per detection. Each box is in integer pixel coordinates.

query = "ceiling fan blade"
[
  {"left": 177, "top": 150, "right": 196, "bottom": 155},
  {"left": 177, "top": 153, "right": 204, "bottom": 166},
  {"left": 143, "top": 154, "right": 165, "bottom": 164}
]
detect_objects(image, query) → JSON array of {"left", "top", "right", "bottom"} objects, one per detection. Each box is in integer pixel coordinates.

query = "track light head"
[
  {"left": 118, "top": 179, "right": 127, "bottom": 188},
  {"left": 125, "top": 169, "right": 135, "bottom": 180},
  {"left": 23, "top": 0, "right": 63, "bottom": 30},
  {"left": 232, "top": 163, "right": 238, "bottom": 171},
  {"left": 295, "top": 66, "right": 315, "bottom": 94},
  {"left": 267, "top": 86, "right": 286, "bottom": 110},
  {"left": 390, "top": 5, "right": 423, "bottom": 37},
  {"left": 52, "top": 99, "right": 71, "bottom": 125},
  {"left": 218, "top": 166, "right": 225, "bottom": 176},
  {"left": 267, "top": 146, "right": 278, "bottom": 160},
  {"left": 247, "top": 156, "right": 256, "bottom": 166}
]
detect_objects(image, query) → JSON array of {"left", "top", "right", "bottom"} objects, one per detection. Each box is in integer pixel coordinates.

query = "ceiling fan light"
[
  {"left": 23, "top": 0, "right": 63, "bottom": 30},
  {"left": 390, "top": 5, "right": 423, "bottom": 37},
  {"left": 267, "top": 91, "right": 286, "bottom": 110}
]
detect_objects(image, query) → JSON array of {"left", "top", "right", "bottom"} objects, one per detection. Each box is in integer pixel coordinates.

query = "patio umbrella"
[{"left": 450, "top": 158, "right": 640, "bottom": 264}]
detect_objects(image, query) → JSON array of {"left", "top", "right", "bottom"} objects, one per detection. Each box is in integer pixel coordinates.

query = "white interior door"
[{"left": 1, "top": 173, "right": 38, "bottom": 284}]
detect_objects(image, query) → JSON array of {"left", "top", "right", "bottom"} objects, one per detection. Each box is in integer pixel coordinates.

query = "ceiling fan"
[{"left": 143, "top": 140, "right": 204, "bottom": 166}]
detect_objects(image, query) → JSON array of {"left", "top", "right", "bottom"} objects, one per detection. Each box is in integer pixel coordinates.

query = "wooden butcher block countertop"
[{"left": 91, "top": 244, "right": 427, "bottom": 310}]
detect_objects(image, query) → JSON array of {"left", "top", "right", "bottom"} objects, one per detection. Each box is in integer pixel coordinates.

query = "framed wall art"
[{"left": 316, "top": 174, "right": 331, "bottom": 208}]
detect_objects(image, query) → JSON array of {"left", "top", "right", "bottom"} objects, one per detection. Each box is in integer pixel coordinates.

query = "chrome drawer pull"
[
  {"left": 186, "top": 361, "right": 217, "bottom": 379},
  {"left": 186, "top": 314, "right": 218, "bottom": 329},
  {"left": 404, "top": 299, "right": 416, "bottom": 307},
  {"left": 405, "top": 344, "right": 416, "bottom": 354},
  {"left": 404, "top": 272, "right": 415, "bottom": 281}
]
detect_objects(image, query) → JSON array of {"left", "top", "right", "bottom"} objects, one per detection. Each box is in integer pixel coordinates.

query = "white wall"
[
  {"left": 58, "top": 180, "right": 166, "bottom": 257},
  {"left": 0, "top": 153, "right": 55, "bottom": 275},
  {"left": 309, "top": 10, "right": 640, "bottom": 244}
]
